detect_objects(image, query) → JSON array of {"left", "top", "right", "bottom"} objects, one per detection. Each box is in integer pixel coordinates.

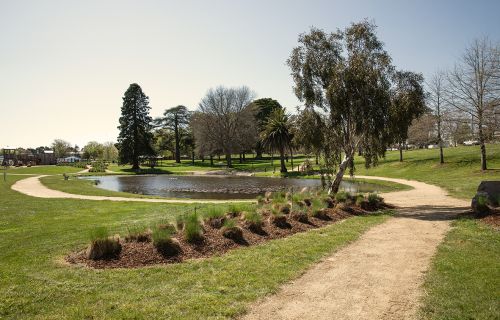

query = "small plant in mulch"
[
  {"left": 303, "top": 198, "right": 312, "bottom": 207},
  {"left": 175, "top": 214, "right": 186, "bottom": 231},
  {"left": 269, "top": 209, "right": 289, "bottom": 228},
  {"left": 279, "top": 204, "right": 291, "bottom": 215},
  {"left": 204, "top": 207, "right": 226, "bottom": 229},
  {"left": 335, "top": 202, "right": 355, "bottom": 214},
  {"left": 291, "top": 209, "right": 309, "bottom": 223},
  {"left": 184, "top": 212, "right": 204, "bottom": 243},
  {"left": 311, "top": 208, "right": 330, "bottom": 220},
  {"left": 256, "top": 195, "right": 265, "bottom": 204},
  {"left": 335, "top": 191, "right": 349, "bottom": 203},
  {"left": 227, "top": 203, "right": 250, "bottom": 218},
  {"left": 125, "top": 224, "right": 151, "bottom": 242},
  {"left": 242, "top": 211, "right": 264, "bottom": 233},
  {"left": 368, "top": 193, "right": 383, "bottom": 206},
  {"left": 221, "top": 219, "right": 244, "bottom": 242},
  {"left": 87, "top": 227, "right": 122, "bottom": 260},
  {"left": 152, "top": 227, "right": 181, "bottom": 257},
  {"left": 324, "top": 196, "right": 335, "bottom": 208}
]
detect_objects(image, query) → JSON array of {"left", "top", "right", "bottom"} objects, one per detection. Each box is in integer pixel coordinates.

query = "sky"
[{"left": 1, "top": 0, "right": 499, "bottom": 148}]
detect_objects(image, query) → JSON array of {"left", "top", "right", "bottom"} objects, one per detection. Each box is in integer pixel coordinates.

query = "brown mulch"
[
  {"left": 66, "top": 205, "right": 381, "bottom": 269},
  {"left": 480, "top": 209, "right": 500, "bottom": 230}
]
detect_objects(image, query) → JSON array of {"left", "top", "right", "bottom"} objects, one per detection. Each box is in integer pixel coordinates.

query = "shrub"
[
  {"left": 152, "top": 227, "right": 181, "bottom": 257},
  {"left": 184, "top": 212, "right": 203, "bottom": 242},
  {"left": 279, "top": 204, "right": 291, "bottom": 214},
  {"left": 87, "top": 227, "right": 121, "bottom": 260},
  {"left": 311, "top": 208, "right": 330, "bottom": 220},
  {"left": 125, "top": 224, "right": 151, "bottom": 242},
  {"left": 324, "top": 196, "right": 335, "bottom": 208}
]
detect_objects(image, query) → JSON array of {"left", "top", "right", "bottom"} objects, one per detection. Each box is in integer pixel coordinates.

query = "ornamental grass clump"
[
  {"left": 87, "top": 227, "right": 121, "bottom": 260},
  {"left": 152, "top": 226, "right": 181, "bottom": 257},
  {"left": 355, "top": 194, "right": 365, "bottom": 206},
  {"left": 291, "top": 209, "right": 309, "bottom": 223},
  {"left": 243, "top": 210, "right": 264, "bottom": 233},
  {"left": 269, "top": 209, "right": 288, "bottom": 228},
  {"left": 368, "top": 193, "right": 383, "bottom": 207},
  {"left": 184, "top": 212, "right": 204, "bottom": 243},
  {"left": 204, "top": 207, "right": 226, "bottom": 229},
  {"left": 221, "top": 219, "right": 244, "bottom": 241},
  {"left": 335, "top": 191, "right": 349, "bottom": 203},
  {"left": 125, "top": 224, "right": 151, "bottom": 242}
]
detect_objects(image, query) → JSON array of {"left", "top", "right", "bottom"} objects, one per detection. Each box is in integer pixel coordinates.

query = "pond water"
[{"left": 82, "top": 175, "right": 390, "bottom": 199}]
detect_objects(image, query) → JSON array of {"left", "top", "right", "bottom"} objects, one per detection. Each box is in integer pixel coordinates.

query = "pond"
[{"left": 82, "top": 175, "right": 391, "bottom": 200}]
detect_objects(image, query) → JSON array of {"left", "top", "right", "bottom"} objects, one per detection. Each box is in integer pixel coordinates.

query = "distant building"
[{"left": 1, "top": 147, "right": 56, "bottom": 166}]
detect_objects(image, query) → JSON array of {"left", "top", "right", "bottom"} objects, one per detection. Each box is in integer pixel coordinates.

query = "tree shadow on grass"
[{"left": 394, "top": 205, "right": 469, "bottom": 222}]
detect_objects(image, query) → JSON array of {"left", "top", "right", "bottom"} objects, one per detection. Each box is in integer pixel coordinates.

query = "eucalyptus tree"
[
  {"left": 249, "top": 98, "right": 283, "bottom": 159},
  {"left": 82, "top": 141, "right": 104, "bottom": 160},
  {"left": 155, "top": 105, "right": 191, "bottom": 163},
  {"left": 445, "top": 38, "right": 500, "bottom": 170},
  {"left": 192, "top": 86, "right": 256, "bottom": 167},
  {"left": 117, "top": 83, "right": 155, "bottom": 170},
  {"left": 261, "top": 108, "right": 293, "bottom": 173},
  {"left": 293, "top": 106, "right": 326, "bottom": 164},
  {"left": 389, "top": 70, "right": 427, "bottom": 162},
  {"left": 288, "top": 21, "right": 397, "bottom": 194}
]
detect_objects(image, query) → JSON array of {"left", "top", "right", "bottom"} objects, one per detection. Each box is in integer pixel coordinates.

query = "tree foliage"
[
  {"left": 82, "top": 141, "right": 104, "bottom": 160},
  {"left": 117, "top": 83, "right": 155, "bottom": 169},
  {"left": 249, "top": 98, "right": 283, "bottom": 158},
  {"left": 155, "top": 105, "right": 191, "bottom": 163},
  {"left": 51, "top": 139, "right": 72, "bottom": 158},
  {"left": 261, "top": 108, "right": 293, "bottom": 173},
  {"left": 288, "top": 21, "right": 401, "bottom": 193}
]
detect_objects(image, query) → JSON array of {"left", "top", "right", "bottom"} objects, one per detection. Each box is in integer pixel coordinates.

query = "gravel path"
[
  {"left": 242, "top": 175, "right": 469, "bottom": 320},
  {"left": 10, "top": 175, "right": 254, "bottom": 204}
]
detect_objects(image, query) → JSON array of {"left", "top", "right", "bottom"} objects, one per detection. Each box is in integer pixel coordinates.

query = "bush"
[
  {"left": 152, "top": 227, "right": 181, "bottom": 257},
  {"left": 184, "top": 212, "right": 203, "bottom": 242},
  {"left": 87, "top": 227, "right": 121, "bottom": 260},
  {"left": 125, "top": 224, "right": 151, "bottom": 242},
  {"left": 269, "top": 210, "right": 288, "bottom": 228},
  {"left": 279, "top": 204, "right": 291, "bottom": 214}
]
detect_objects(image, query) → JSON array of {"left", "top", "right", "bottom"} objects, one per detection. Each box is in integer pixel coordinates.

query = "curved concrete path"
[
  {"left": 11, "top": 175, "right": 254, "bottom": 203},
  {"left": 242, "top": 175, "right": 469, "bottom": 320}
]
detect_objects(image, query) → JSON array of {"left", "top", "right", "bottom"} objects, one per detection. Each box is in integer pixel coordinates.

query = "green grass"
[
  {"left": 421, "top": 217, "right": 500, "bottom": 319},
  {"left": 0, "top": 175, "right": 389, "bottom": 318},
  {"left": 3, "top": 165, "right": 82, "bottom": 175},
  {"left": 354, "top": 144, "right": 500, "bottom": 199}
]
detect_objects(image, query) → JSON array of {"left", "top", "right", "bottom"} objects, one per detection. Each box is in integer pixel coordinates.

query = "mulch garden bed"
[{"left": 66, "top": 205, "right": 384, "bottom": 269}]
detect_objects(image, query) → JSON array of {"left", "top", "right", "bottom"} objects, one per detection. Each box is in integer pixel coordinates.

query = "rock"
[{"left": 477, "top": 181, "right": 500, "bottom": 206}]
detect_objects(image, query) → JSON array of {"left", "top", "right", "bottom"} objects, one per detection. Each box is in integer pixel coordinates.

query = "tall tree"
[
  {"left": 117, "top": 83, "right": 155, "bottom": 170},
  {"left": 192, "top": 86, "right": 256, "bottom": 168},
  {"left": 102, "top": 142, "right": 119, "bottom": 162},
  {"left": 288, "top": 21, "right": 396, "bottom": 194},
  {"left": 445, "top": 38, "right": 500, "bottom": 170},
  {"left": 155, "top": 105, "right": 190, "bottom": 163},
  {"left": 389, "top": 70, "right": 427, "bottom": 162},
  {"left": 427, "top": 71, "right": 447, "bottom": 163},
  {"left": 261, "top": 108, "right": 293, "bottom": 173},
  {"left": 82, "top": 141, "right": 104, "bottom": 160},
  {"left": 51, "top": 139, "right": 72, "bottom": 158},
  {"left": 249, "top": 98, "right": 283, "bottom": 158}
]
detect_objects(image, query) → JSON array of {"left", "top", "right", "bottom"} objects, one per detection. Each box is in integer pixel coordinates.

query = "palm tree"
[{"left": 261, "top": 108, "right": 292, "bottom": 173}]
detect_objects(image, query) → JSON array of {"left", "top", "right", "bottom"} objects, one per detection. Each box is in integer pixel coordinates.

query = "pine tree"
[{"left": 117, "top": 83, "right": 154, "bottom": 170}]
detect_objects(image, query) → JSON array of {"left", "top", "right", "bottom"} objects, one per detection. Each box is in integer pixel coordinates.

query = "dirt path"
[
  {"left": 10, "top": 175, "right": 254, "bottom": 204},
  {"left": 242, "top": 175, "right": 469, "bottom": 320}
]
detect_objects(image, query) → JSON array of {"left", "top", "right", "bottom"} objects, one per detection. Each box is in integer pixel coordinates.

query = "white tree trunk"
[{"left": 328, "top": 153, "right": 352, "bottom": 195}]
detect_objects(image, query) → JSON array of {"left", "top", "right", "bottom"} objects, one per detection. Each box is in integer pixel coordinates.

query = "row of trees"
[
  {"left": 116, "top": 20, "right": 498, "bottom": 194},
  {"left": 426, "top": 38, "right": 499, "bottom": 168},
  {"left": 51, "top": 139, "right": 118, "bottom": 161}
]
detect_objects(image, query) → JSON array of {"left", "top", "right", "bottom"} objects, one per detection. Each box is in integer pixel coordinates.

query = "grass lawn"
[
  {"left": 0, "top": 175, "right": 390, "bottom": 319},
  {"left": 3, "top": 165, "right": 82, "bottom": 175},
  {"left": 421, "top": 217, "right": 499, "bottom": 319},
  {"left": 354, "top": 144, "right": 500, "bottom": 200}
]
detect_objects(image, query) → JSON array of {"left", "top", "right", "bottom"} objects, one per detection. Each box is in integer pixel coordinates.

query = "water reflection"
[{"left": 81, "top": 175, "right": 389, "bottom": 200}]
